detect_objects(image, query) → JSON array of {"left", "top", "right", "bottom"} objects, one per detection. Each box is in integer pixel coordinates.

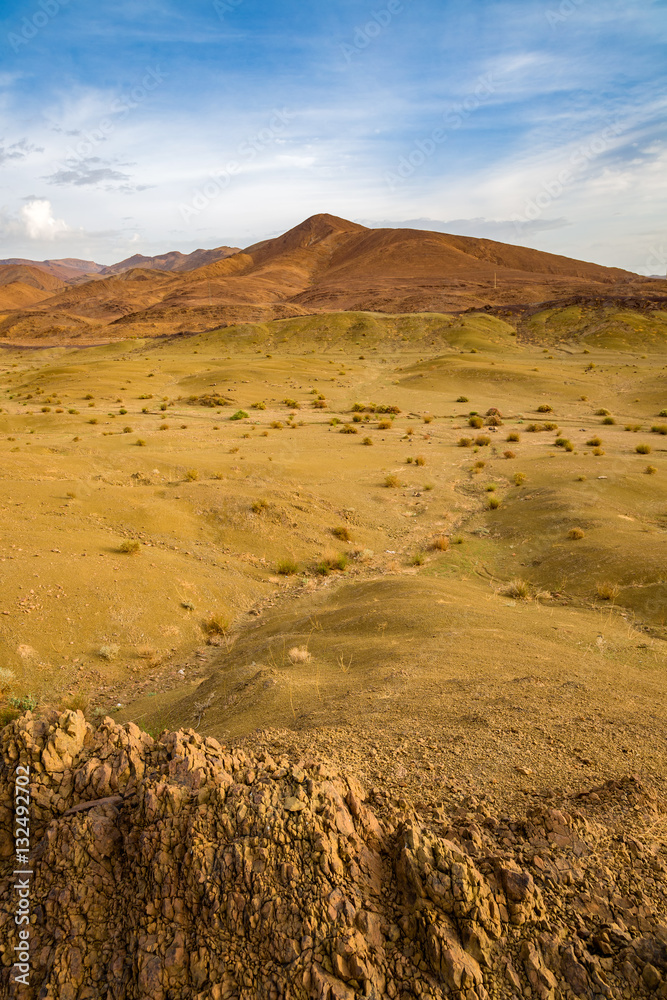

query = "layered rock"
[{"left": 0, "top": 711, "right": 665, "bottom": 999}]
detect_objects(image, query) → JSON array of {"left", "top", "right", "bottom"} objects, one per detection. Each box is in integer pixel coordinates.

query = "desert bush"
[
  {"left": 251, "top": 499, "right": 269, "bottom": 514},
  {"left": 513, "top": 472, "right": 526, "bottom": 486},
  {"left": 486, "top": 414, "right": 503, "bottom": 426},
  {"left": 602, "top": 417, "right": 616, "bottom": 425},
  {"left": 118, "top": 539, "right": 140, "bottom": 554},
  {"left": 362, "top": 436, "right": 373, "bottom": 446},
  {"left": 313, "top": 399, "right": 327, "bottom": 408},
  {"left": 84, "top": 393, "right": 94, "bottom": 400},
  {"left": 0, "top": 668, "right": 15, "bottom": 694},
  {"left": 504, "top": 450, "right": 516, "bottom": 459},
  {"left": 592, "top": 447, "right": 604, "bottom": 456},
  {"left": 475, "top": 435, "right": 491, "bottom": 447},
  {"left": 277, "top": 559, "right": 298, "bottom": 576},
  {"left": 377, "top": 419, "right": 392, "bottom": 430},
  {"left": 136, "top": 439, "right": 146, "bottom": 446},
  {"left": 595, "top": 408, "right": 610, "bottom": 416},
  {"left": 185, "top": 469, "right": 199, "bottom": 481},
  {"left": 537, "top": 404, "right": 553, "bottom": 413},
  {"left": 645, "top": 465, "right": 657, "bottom": 475},
  {"left": 555, "top": 438, "right": 569, "bottom": 448},
  {"left": 119, "top": 408, "right": 127, "bottom": 415},
  {"left": 543, "top": 422, "right": 558, "bottom": 431},
  {"left": 468, "top": 416, "right": 484, "bottom": 429},
  {"left": 415, "top": 455, "right": 426, "bottom": 466},
  {"left": 488, "top": 495, "right": 501, "bottom": 509},
  {"left": 502, "top": 579, "right": 529, "bottom": 600},
  {"left": 187, "top": 394, "right": 229, "bottom": 408},
  {"left": 288, "top": 646, "right": 311, "bottom": 664},
  {"left": 564, "top": 442, "right": 574, "bottom": 452},
  {"left": 406, "top": 427, "right": 414, "bottom": 436},
  {"left": 202, "top": 614, "right": 229, "bottom": 636},
  {"left": 431, "top": 535, "right": 450, "bottom": 551},
  {"left": 411, "top": 551, "right": 426, "bottom": 566},
  {"left": 271, "top": 421, "right": 284, "bottom": 429},
  {"left": 230, "top": 410, "right": 249, "bottom": 421},
  {"left": 251, "top": 402, "right": 266, "bottom": 409},
  {"left": 406, "top": 456, "right": 413, "bottom": 464},
  {"left": 596, "top": 581, "right": 619, "bottom": 601},
  {"left": 458, "top": 437, "right": 473, "bottom": 447},
  {"left": 88, "top": 418, "right": 98, "bottom": 425},
  {"left": 586, "top": 437, "right": 602, "bottom": 447},
  {"left": 8, "top": 695, "right": 38, "bottom": 714},
  {"left": 636, "top": 443, "right": 652, "bottom": 454},
  {"left": 332, "top": 526, "right": 352, "bottom": 541},
  {"left": 340, "top": 424, "right": 358, "bottom": 434},
  {"left": 384, "top": 474, "right": 401, "bottom": 487},
  {"left": 351, "top": 403, "right": 365, "bottom": 412},
  {"left": 659, "top": 409, "right": 667, "bottom": 417},
  {"left": 568, "top": 527, "right": 585, "bottom": 540},
  {"left": 99, "top": 643, "right": 120, "bottom": 660},
  {"left": 316, "top": 550, "right": 348, "bottom": 574},
  {"left": 282, "top": 398, "right": 299, "bottom": 408},
  {"left": 486, "top": 484, "right": 496, "bottom": 492},
  {"left": 474, "top": 460, "right": 486, "bottom": 469},
  {"left": 527, "top": 423, "right": 544, "bottom": 433},
  {"left": 423, "top": 414, "right": 433, "bottom": 424},
  {"left": 352, "top": 414, "right": 362, "bottom": 423},
  {"left": 651, "top": 424, "right": 667, "bottom": 435},
  {"left": 375, "top": 404, "right": 400, "bottom": 414},
  {"left": 457, "top": 396, "right": 469, "bottom": 403},
  {"left": 160, "top": 423, "right": 169, "bottom": 430},
  {"left": 123, "top": 426, "right": 133, "bottom": 433}
]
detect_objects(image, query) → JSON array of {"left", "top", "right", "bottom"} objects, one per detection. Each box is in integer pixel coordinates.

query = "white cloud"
[{"left": 20, "top": 199, "right": 69, "bottom": 240}]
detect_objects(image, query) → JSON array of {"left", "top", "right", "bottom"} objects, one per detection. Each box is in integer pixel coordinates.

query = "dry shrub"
[
  {"left": 277, "top": 559, "right": 298, "bottom": 575},
  {"left": 202, "top": 614, "right": 229, "bottom": 636},
  {"left": 98, "top": 643, "right": 120, "bottom": 661},
  {"left": 504, "top": 450, "right": 516, "bottom": 459},
  {"left": 645, "top": 465, "right": 657, "bottom": 475},
  {"left": 537, "top": 404, "right": 553, "bottom": 413},
  {"left": 378, "top": 420, "right": 392, "bottom": 430},
  {"left": 458, "top": 437, "right": 473, "bottom": 447},
  {"left": 384, "top": 474, "right": 401, "bottom": 488},
  {"left": 415, "top": 455, "right": 426, "bottom": 466},
  {"left": 635, "top": 443, "right": 651, "bottom": 454},
  {"left": 118, "top": 539, "right": 140, "bottom": 555},
  {"left": 507, "top": 432, "right": 520, "bottom": 442},
  {"left": 596, "top": 582, "right": 619, "bottom": 601},
  {"left": 431, "top": 535, "right": 450, "bottom": 551},
  {"left": 362, "top": 437, "right": 373, "bottom": 446},
  {"left": 468, "top": 416, "right": 484, "bottom": 429},
  {"left": 502, "top": 579, "right": 529, "bottom": 600},
  {"left": 185, "top": 469, "right": 199, "bottom": 481},
  {"left": 475, "top": 435, "right": 491, "bottom": 447},
  {"left": 513, "top": 472, "right": 526, "bottom": 486},
  {"left": 288, "top": 646, "right": 312, "bottom": 663},
  {"left": 332, "top": 526, "right": 352, "bottom": 541},
  {"left": 568, "top": 527, "right": 585, "bottom": 540}
]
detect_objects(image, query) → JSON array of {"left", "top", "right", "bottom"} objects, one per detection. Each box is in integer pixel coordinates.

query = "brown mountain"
[{"left": 0, "top": 214, "right": 653, "bottom": 343}]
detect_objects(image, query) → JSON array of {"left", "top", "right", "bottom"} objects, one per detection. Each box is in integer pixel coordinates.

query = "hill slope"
[{"left": 0, "top": 214, "right": 659, "bottom": 343}]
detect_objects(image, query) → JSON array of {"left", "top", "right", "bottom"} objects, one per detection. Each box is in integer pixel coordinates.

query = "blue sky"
[{"left": 0, "top": 0, "right": 665, "bottom": 271}]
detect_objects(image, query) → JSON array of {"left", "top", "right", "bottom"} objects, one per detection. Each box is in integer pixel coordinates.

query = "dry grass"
[
  {"left": 431, "top": 535, "right": 450, "bottom": 551},
  {"left": 332, "top": 526, "right": 352, "bottom": 541},
  {"left": 202, "top": 614, "right": 230, "bottom": 636},
  {"left": 277, "top": 558, "right": 299, "bottom": 576},
  {"left": 501, "top": 579, "right": 530, "bottom": 600},
  {"left": 288, "top": 646, "right": 312, "bottom": 664},
  {"left": 596, "top": 582, "right": 620, "bottom": 602},
  {"left": 384, "top": 473, "right": 401, "bottom": 488},
  {"left": 118, "top": 539, "right": 141, "bottom": 555}
]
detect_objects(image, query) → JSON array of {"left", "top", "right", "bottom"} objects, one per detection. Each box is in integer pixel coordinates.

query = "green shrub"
[
  {"left": 277, "top": 559, "right": 298, "bottom": 575},
  {"left": 119, "top": 539, "right": 140, "bottom": 554},
  {"left": 230, "top": 410, "right": 249, "bottom": 421}
]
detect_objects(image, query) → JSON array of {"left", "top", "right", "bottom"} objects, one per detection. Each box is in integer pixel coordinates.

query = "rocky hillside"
[{"left": 0, "top": 711, "right": 665, "bottom": 999}]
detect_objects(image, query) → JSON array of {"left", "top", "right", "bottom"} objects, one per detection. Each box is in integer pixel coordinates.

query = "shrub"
[
  {"left": 351, "top": 402, "right": 365, "bottom": 412},
  {"left": 136, "top": 439, "right": 146, "bottom": 446},
  {"left": 0, "top": 668, "right": 15, "bottom": 694},
  {"left": 384, "top": 474, "right": 401, "bottom": 487},
  {"left": 271, "top": 421, "right": 283, "bottom": 429},
  {"left": 411, "top": 551, "right": 426, "bottom": 566},
  {"left": 251, "top": 402, "right": 266, "bottom": 409},
  {"left": 602, "top": 417, "right": 616, "bottom": 425},
  {"left": 352, "top": 414, "right": 362, "bottom": 423},
  {"left": 645, "top": 465, "right": 657, "bottom": 475},
  {"left": 488, "top": 495, "right": 501, "bottom": 509},
  {"left": 99, "top": 643, "right": 120, "bottom": 660},
  {"left": 543, "top": 422, "right": 558, "bottom": 431},
  {"left": 486, "top": 484, "right": 496, "bottom": 492},
  {"left": 312, "top": 399, "right": 327, "bottom": 408},
  {"left": 513, "top": 472, "right": 526, "bottom": 486},
  {"left": 251, "top": 499, "right": 269, "bottom": 514},
  {"left": 119, "top": 408, "right": 127, "bottom": 415},
  {"left": 596, "top": 581, "right": 619, "bottom": 601},
  {"left": 592, "top": 447, "right": 604, "bottom": 456},
  {"left": 504, "top": 450, "right": 516, "bottom": 459},
  {"left": 474, "top": 460, "right": 485, "bottom": 469},
  {"left": 160, "top": 423, "right": 169, "bottom": 430},
  {"left": 502, "top": 579, "right": 529, "bottom": 600},
  {"left": 88, "top": 418, "right": 98, "bottom": 425},
  {"left": 118, "top": 539, "right": 140, "bottom": 554},
  {"left": 203, "top": 614, "right": 229, "bottom": 635},
  {"left": 586, "top": 437, "right": 602, "bottom": 447},
  {"left": 406, "top": 456, "right": 413, "bottom": 464},
  {"left": 332, "top": 526, "right": 352, "bottom": 541},
  {"left": 340, "top": 424, "right": 358, "bottom": 434},
  {"left": 123, "top": 426, "right": 133, "bottom": 433},
  {"left": 185, "top": 469, "right": 199, "bottom": 481},
  {"left": 537, "top": 404, "right": 553, "bottom": 413},
  {"left": 84, "top": 393, "right": 94, "bottom": 400},
  {"left": 230, "top": 410, "right": 249, "bottom": 421},
  {"left": 362, "top": 436, "right": 373, "bottom": 446},
  {"left": 595, "top": 408, "right": 610, "bottom": 416},
  {"left": 457, "top": 396, "right": 469, "bottom": 403},
  {"left": 316, "top": 550, "right": 348, "bottom": 574},
  {"left": 527, "top": 423, "right": 544, "bottom": 433},
  {"left": 415, "top": 455, "right": 426, "bottom": 466},
  {"left": 636, "top": 443, "right": 651, "bottom": 454},
  {"left": 468, "top": 416, "right": 484, "bottom": 429},
  {"left": 458, "top": 437, "right": 473, "bottom": 447},
  {"left": 378, "top": 420, "right": 392, "bottom": 430},
  {"left": 423, "top": 414, "right": 433, "bottom": 424},
  {"left": 282, "top": 398, "right": 299, "bottom": 408},
  {"left": 486, "top": 414, "right": 503, "bottom": 426},
  {"left": 431, "top": 535, "right": 450, "bottom": 551},
  {"left": 475, "top": 435, "right": 491, "bottom": 446},
  {"left": 564, "top": 441, "right": 574, "bottom": 452},
  {"left": 568, "top": 527, "right": 585, "bottom": 540},
  {"left": 277, "top": 559, "right": 298, "bottom": 575},
  {"left": 651, "top": 425, "right": 667, "bottom": 435},
  {"left": 288, "top": 646, "right": 311, "bottom": 663},
  {"left": 375, "top": 404, "right": 400, "bottom": 414}
]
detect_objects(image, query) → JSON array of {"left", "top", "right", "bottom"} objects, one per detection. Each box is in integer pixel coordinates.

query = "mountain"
[
  {"left": 0, "top": 214, "right": 658, "bottom": 343},
  {"left": 0, "top": 257, "right": 104, "bottom": 281}
]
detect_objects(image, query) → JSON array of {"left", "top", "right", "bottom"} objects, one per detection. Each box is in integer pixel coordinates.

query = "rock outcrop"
[{"left": 1, "top": 711, "right": 665, "bottom": 999}]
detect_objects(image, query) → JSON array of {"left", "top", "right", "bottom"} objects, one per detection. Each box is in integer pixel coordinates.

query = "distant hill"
[{"left": 1, "top": 213, "right": 658, "bottom": 344}]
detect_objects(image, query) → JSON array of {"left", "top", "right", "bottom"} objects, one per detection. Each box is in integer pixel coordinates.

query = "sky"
[{"left": 0, "top": 0, "right": 666, "bottom": 272}]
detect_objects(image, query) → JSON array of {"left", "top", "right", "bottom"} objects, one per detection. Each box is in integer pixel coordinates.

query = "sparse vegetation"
[
  {"left": 384, "top": 474, "right": 401, "bottom": 487},
  {"left": 596, "top": 582, "right": 619, "bottom": 601},
  {"left": 502, "top": 579, "right": 529, "bottom": 600},
  {"left": 537, "top": 404, "right": 553, "bottom": 413},
  {"left": 202, "top": 614, "right": 229, "bottom": 636},
  {"left": 568, "top": 527, "right": 585, "bottom": 540},
  {"left": 118, "top": 539, "right": 141, "bottom": 554},
  {"left": 431, "top": 535, "right": 450, "bottom": 551},
  {"left": 277, "top": 558, "right": 298, "bottom": 575},
  {"left": 185, "top": 469, "right": 199, "bottom": 481},
  {"left": 332, "top": 526, "right": 352, "bottom": 541},
  {"left": 288, "top": 646, "right": 311, "bottom": 663},
  {"left": 488, "top": 495, "right": 501, "bottom": 509},
  {"left": 635, "top": 443, "right": 652, "bottom": 454},
  {"left": 99, "top": 643, "right": 120, "bottom": 661},
  {"left": 230, "top": 410, "right": 249, "bottom": 420}
]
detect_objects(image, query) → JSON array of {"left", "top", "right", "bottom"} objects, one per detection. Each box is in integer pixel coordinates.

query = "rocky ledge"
[{"left": 0, "top": 710, "right": 666, "bottom": 1000}]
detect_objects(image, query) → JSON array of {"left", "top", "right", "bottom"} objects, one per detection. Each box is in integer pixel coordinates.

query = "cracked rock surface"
[{"left": 1, "top": 711, "right": 666, "bottom": 999}]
